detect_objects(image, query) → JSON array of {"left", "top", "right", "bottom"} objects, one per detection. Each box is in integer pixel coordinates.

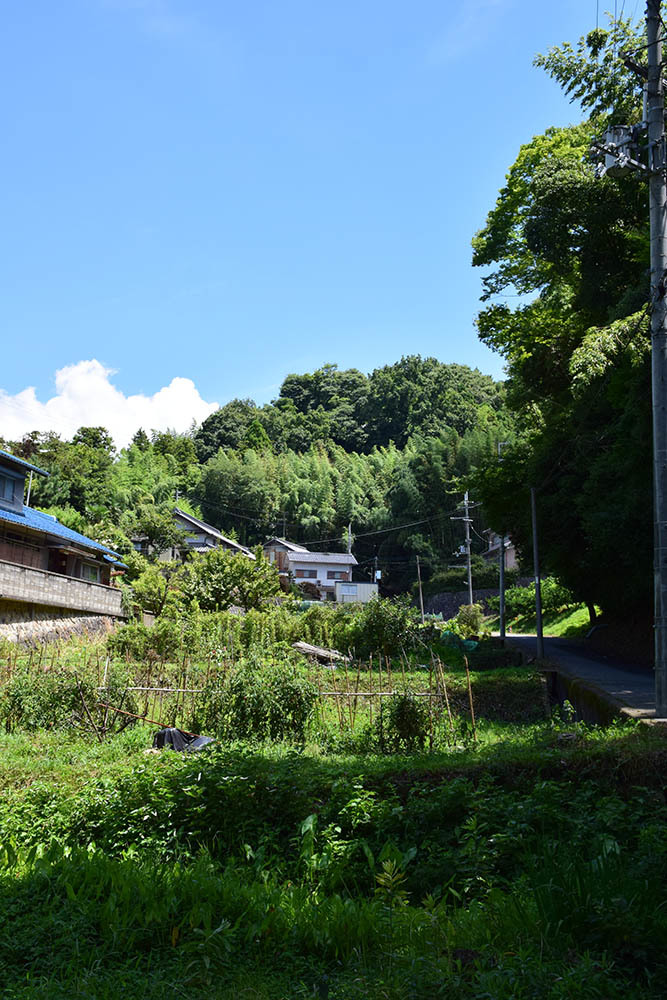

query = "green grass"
[
  {"left": 0, "top": 721, "right": 666, "bottom": 998},
  {"left": 490, "top": 604, "right": 596, "bottom": 638}
]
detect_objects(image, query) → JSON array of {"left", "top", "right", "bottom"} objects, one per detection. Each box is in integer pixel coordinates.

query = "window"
[
  {"left": 80, "top": 563, "right": 100, "bottom": 583},
  {"left": 0, "top": 476, "right": 15, "bottom": 503},
  {"left": 295, "top": 569, "right": 317, "bottom": 579},
  {"left": 327, "top": 570, "right": 348, "bottom": 580}
]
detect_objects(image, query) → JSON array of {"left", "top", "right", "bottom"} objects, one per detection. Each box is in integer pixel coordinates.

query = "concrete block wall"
[{"left": 0, "top": 560, "right": 123, "bottom": 617}]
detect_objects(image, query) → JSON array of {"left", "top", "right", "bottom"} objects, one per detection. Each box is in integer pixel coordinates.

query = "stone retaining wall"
[
  {"left": 0, "top": 599, "right": 118, "bottom": 645},
  {"left": 424, "top": 579, "right": 532, "bottom": 620}
]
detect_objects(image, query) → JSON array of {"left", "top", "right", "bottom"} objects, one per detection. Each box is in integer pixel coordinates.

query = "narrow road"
[{"left": 505, "top": 634, "right": 657, "bottom": 719}]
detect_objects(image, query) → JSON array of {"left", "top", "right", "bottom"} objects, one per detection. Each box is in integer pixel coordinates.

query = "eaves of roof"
[
  {"left": 0, "top": 449, "right": 49, "bottom": 477},
  {"left": 0, "top": 505, "right": 120, "bottom": 558}
]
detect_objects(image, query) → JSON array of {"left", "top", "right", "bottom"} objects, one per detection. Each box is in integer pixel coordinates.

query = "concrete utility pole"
[
  {"left": 530, "top": 487, "right": 544, "bottom": 660},
  {"left": 647, "top": 0, "right": 667, "bottom": 714},
  {"left": 499, "top": 533, "right": 506, "bottom": 641},
  {"left": 497, "top": 442, "right": 509, "bottom": 643},
  {"left": 590, "top": 1, "right": 667, "bottom": 713},
  {"left": 451, "top": 492, "right": 474, "bottom": 605}
]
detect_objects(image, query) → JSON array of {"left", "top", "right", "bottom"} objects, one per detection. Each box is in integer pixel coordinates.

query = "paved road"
[{"left": 505, "top": 634, "right": 657, "bottom": 719}]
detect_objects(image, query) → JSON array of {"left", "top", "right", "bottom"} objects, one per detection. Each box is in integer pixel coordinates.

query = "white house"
[
  {"left": 263, "top": 537, "right": 358, "bottom": 600},
  {"left": 483, "top": 531, "right": 518, "bottom": 571}
]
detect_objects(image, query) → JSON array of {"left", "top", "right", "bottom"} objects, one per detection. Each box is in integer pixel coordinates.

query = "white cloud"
[{"left": 0, "top": 360, "right": 218, "bottom": 449}]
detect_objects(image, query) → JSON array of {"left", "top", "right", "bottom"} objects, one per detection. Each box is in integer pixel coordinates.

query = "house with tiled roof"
[
  {"left": 0, "top": 449, "right": 126, "bottom": 628},
  {"left": 263, "top": 537, "right": 358, "bottom": 600},
  {"left": 132, "top": 507, "right": 255, "bottom": 562}
]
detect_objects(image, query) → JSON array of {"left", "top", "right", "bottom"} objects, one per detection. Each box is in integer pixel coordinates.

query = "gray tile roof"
[{"left": 287, "top": 551, "right": 358, "bottom": 566}]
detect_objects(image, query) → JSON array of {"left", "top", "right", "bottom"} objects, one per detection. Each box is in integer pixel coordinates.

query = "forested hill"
[
  {"left": 1, "top": 356, "right": 512, "bottom": 595},
  {"left": 194, "top": 356, "right": 506, "bottom": 458}
]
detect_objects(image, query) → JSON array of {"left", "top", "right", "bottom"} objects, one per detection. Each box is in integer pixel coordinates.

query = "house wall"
[
  {"left": 289, "top": 560, "right": 352, "bottom": 593},
  {"left": 0, "top": 559, "right": 124, "bottom": 617},
  {"left": 334, "top": 581, "right": 378, "bottom": 604}
]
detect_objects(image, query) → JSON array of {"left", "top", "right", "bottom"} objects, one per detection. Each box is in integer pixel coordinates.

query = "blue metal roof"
[
  {"left": 0, "top": 449, "right": 49, "bottom": 477},
  {"left": 0, "top": 504, "right": 120, "bottom": 558}
]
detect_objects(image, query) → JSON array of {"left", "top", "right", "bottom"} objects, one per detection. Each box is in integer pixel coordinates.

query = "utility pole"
[
  {"left": 648, "top": 0, "right": 667, "bottom": 714},
  {"left": 416, "top": 555, "right": 425, "bottom": 623},
  {"left": 451, "top": 492, "right": 474, "bottom": 605},
  {"left": 593, "top": 1, "right": 667, "bottom": 713},
  {"left": 530, "top": 487, "right": 544, "bottom": 660},
  {"left": 497, "top": 441, "right": 509, "bottom": 643},
  {"left": 347, "top": 523, "right": 352, "bottom": 554},
  {"left": 499, "top": 533, "right": 506, "bottom": 641}
]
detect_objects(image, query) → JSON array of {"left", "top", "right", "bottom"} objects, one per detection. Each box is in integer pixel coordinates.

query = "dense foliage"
[
  {"left": 472, "top": 14, "right": 653, "bottom": 619},
  {"left": 1, "top": 354, "right": 513, "bottom": 595}
]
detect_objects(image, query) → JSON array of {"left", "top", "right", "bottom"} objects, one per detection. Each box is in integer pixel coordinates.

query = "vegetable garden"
[{"left": 0, "top": 601, "right": 665, "bottom": 998}]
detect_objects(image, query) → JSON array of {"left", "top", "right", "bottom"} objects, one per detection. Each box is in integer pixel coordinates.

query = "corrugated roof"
[
  {"left": 287, "top": 551, "right": 358, "bottom": 565},
  {"left": 0, "top": 449, "right": 49, "bottom": 477},
  {"left": 0, "top": 505, "right": 120, "bottom": 558}
]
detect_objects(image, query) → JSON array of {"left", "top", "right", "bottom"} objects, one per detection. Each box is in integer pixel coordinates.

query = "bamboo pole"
[{"left": 463, "top": 655, "right": 477, "bottom": 743}]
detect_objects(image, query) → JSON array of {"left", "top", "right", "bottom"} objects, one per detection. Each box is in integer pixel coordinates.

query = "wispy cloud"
[
  {"left": 427, "top": 0, "right": 513, "bottom": 67},
  {"left": 0, "top": 360, "right": 218, "bottom": 448},
  {"left": 101, "top": 0, "right": 210, "bottom": 45}
]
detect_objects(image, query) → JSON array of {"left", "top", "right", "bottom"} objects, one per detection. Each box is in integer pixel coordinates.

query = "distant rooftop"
[
  {"left": 263, "top": 537, "right": 310, "bottom": 553},
  {"left": 287, "top": 551, "right": 358, "bottom": 566}
]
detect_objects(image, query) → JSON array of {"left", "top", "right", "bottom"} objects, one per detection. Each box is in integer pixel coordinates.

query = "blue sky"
[{"left": 0, "top": 0, "right": 630, "bottom": 444}]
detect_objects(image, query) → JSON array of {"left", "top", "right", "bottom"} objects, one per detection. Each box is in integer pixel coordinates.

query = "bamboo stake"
[
  {"left": 368, "top": 655, "right": 373, "bottom": 727},
  {"left": 75, "top": 672, "right": 103, "bottom": 742},
  {"left": 343, "top": 657, "right": 354, "bottom": 729},
  {"left": 97, "top": 702, "right": 203, "bottom": 737},
  {"left": 351, "top": 657, "right": 362, "bottom": 729},
  {"left": 330, "top": 664, "right": 344, "bottom": 730},
  {"left": 463, "top": 655, "right": 477, "bottom": 743},
  {"left": 435, "top": 656, "right": 455, "bottom": 746},
  {"left": 428, "top": 657, "right": 434, "bottom": 753}
]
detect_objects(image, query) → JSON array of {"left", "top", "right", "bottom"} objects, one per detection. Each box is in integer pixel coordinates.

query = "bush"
[
  {"left": 487, "top": 577, "right": 577, "bottom": 619},
  {"left": 346, "top": 596, "right": 421, "bottom": 658},
  {"left": 191, "top": 658, "right": 318, "bottom": 743},
  {"left": 377, "top": 693, "right": 429, "bottom": 753},
  {"left": 453, "top": 602, "right": 487, "bottom": 638}
]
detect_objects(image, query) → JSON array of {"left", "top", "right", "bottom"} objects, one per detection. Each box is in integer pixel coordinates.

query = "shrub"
[
  {"left": 487, "top": 577, "right": 577, "bottom": 619},
  {"left": 453, "top": 603, "right": 487, "bottom": 638},
  {"left": 377, "top": 693, "right": 429, "bottom": 753},
  {"left": 190, "top": 658, "right": 318, "bottom": 743},
  {"left": 346, "top": 597, "right": 421, "bottom": 658}
]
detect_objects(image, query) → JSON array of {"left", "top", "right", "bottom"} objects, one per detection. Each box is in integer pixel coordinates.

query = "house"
[
  {"left": 0, "top": 448, "right": 126, "bottom": 629},
  {"left": 133, "top": 507, "right": 255, "bottom": 562},
  {"left": 483, "top": 531, "right": 519, "bottom": 571},
  {"left": 263, "top": 537, "right": 357, "bottom": 600}
]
